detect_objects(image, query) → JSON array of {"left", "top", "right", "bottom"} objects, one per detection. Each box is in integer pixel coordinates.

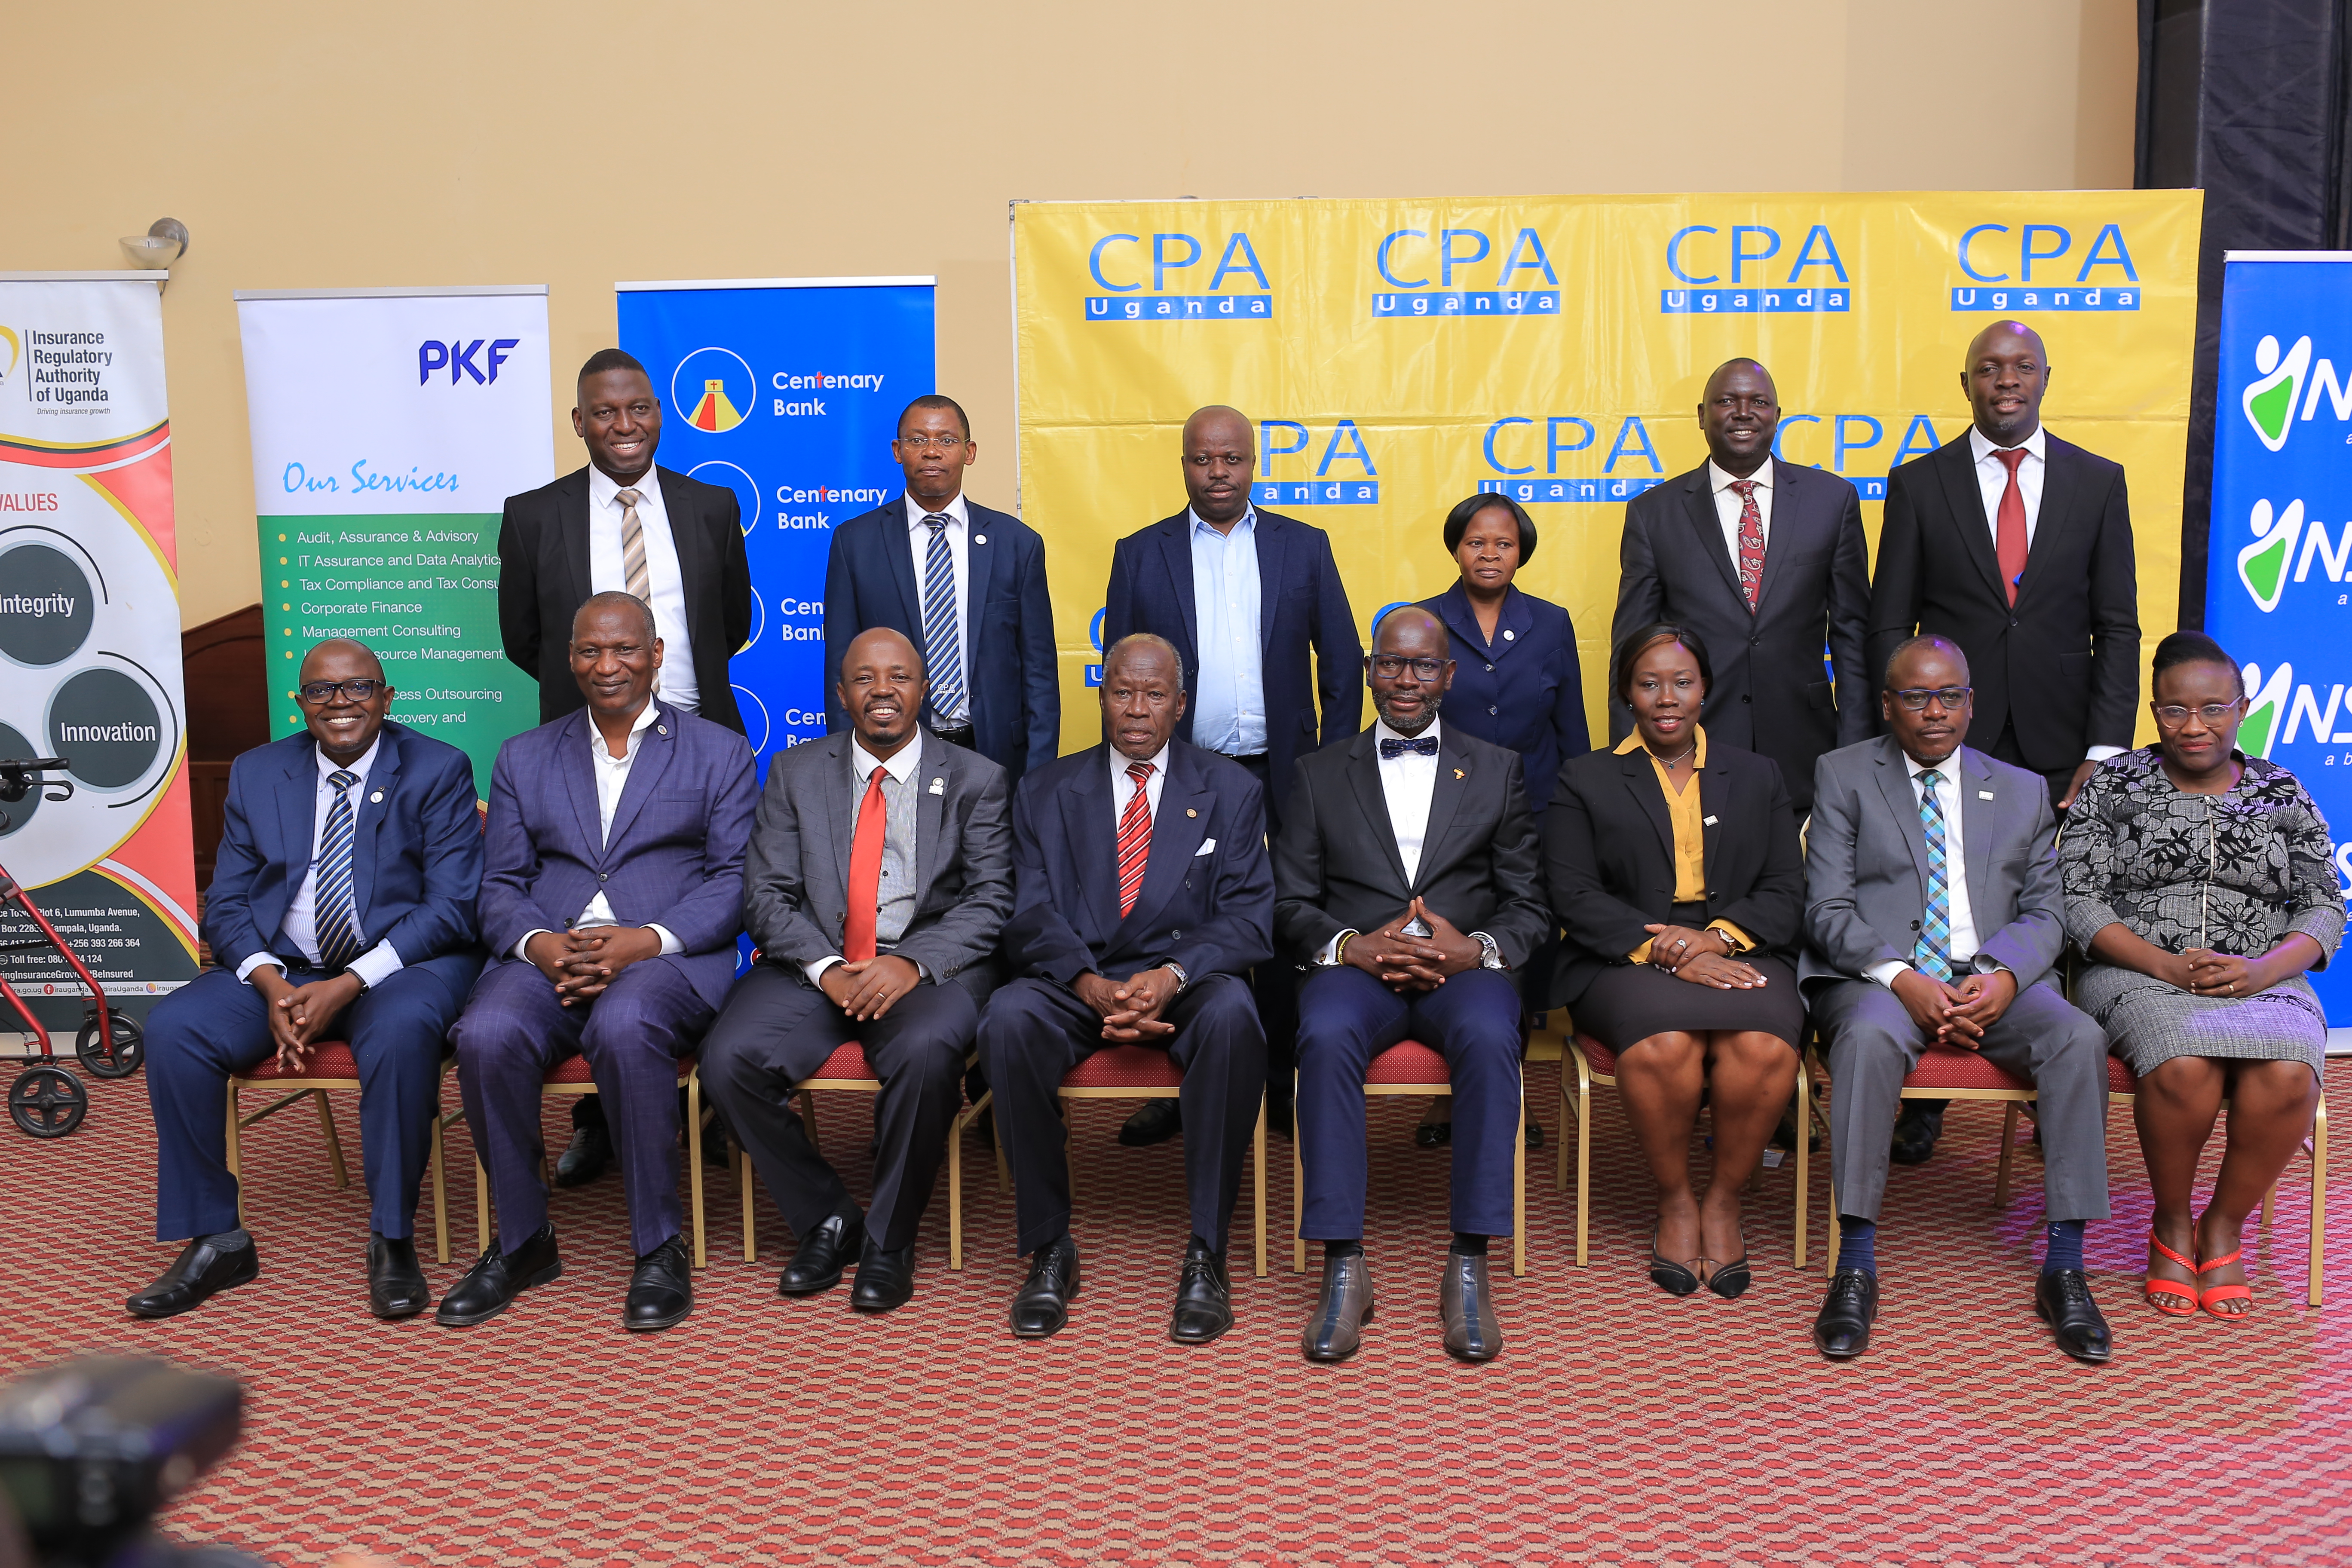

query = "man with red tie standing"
[
  {"left": 698, "top": 628, "right": 1013, "bottom": 1316},
  {"left": 1868, "top": 321, "right": 2141, "bottom": 815}
]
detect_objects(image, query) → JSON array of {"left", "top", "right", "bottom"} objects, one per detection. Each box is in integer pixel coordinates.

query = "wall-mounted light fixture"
[{"left": 119, "top": 218, "right": 189, "bottom": 272}]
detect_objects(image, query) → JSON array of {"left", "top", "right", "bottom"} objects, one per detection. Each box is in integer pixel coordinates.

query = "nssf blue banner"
[
  {"left": 2204, "top": 252, "right": 2352, "bottom": 1017},
  {"left": 617, "top": 277, "right": 936, "bottom": 772}
]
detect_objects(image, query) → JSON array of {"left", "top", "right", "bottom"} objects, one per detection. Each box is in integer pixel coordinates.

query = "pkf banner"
[
  {"left": 1014, "top": 193, "right": 2202, "bottom": 753},
  {"left": 236, "top": 286, "right": 554, "bottom": 794},
  {"left": 617, "top": 277, "right": 935, "bottom": 770},
  {"left": 0, "top": 272, "right": 198, "bottom": 1024},
  {"left": 2203, "top": 252, "right": 2352, "bottom": 1016}
]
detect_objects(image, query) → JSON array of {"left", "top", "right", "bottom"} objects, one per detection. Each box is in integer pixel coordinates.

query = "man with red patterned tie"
[{"left": 698, "top": 628, "right": 1013, "bottom": 1316}]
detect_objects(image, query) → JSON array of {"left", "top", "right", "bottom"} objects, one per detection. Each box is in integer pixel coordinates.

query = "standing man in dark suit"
[
  {"left": 1103, "top": 404, "right": 1363, "bottom": 1140},
  {"left": 129, "top": 638, "right": 483, "bottom": 1322},
  {"left": 1276, "top": 608, "right": 1550, "bottom": 1365},
  {"left": 823, "top": 395, "right": 1058, "bottom": 780},
  {"left": 1800, "top": 636, "right": 2113, "bottom": 1364},
  {"left": 701, "top": 628, "right": 1014, "bottom": 1316},
  {"left": 980, "top": 634, "right": 1274, "bottom": 1344},
  {"left": 496, "top": 348, "right": 755, "bottom": 1188},
  {"left": 439, "top": 593, "right": 757, "bottom": 1332},
  {"left": 1612, "top": 357, "right": 1871, "bottom": 815}
]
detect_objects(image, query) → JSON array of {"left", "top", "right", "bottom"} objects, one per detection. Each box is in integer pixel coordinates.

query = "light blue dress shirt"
[{"left": 1188, "top": 506, "right": 1265, "bottom": 756}]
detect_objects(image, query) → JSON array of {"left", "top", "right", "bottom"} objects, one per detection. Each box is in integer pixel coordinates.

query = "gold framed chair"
[{"left": 225, "top": 1043, "right": 459, "bottom": 1264}]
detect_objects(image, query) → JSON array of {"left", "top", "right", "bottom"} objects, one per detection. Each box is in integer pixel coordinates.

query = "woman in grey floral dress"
[{"left": 2060, "top": 632, "right": 2340, "bottom": 1320}]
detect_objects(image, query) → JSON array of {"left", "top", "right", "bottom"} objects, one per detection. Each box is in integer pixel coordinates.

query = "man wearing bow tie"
[{"left": 1275, "top": 608, "right": 1550, "bottom": 1365}]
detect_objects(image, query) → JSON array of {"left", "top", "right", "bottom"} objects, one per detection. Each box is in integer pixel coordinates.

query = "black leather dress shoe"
[
  {"left": 1169, "top": 1239, "right": 1234, "bottom": 1344},
  {"left": 1011, "top": 1235, "right": 1081, "bottom": 1338},
  {"left": 368, "top": 1232, "right": 430, "bottom": 1320},
  {"left": 1812, "top": 1268, "right": 1879, "bottom": 1359},
  {"left": 126, "top": 1237, "right": 260, "bottom": 1319},
  {"left": 552, "top": 1122, "right": 613, "bottom": 1187},
  {"left": 2034, "top": 1268, "right": 2113, "bottom": 1363},
  {"left": 1301, "top": 1254, "right": 1377, "bottom": 1363},
  {"left": 436, "top": 1225, "right": 562, "bottom": 1327},
  {"left": 1889, "top": 1103, "right": 1945, "bottom": 1166},
  {"left": 778, "top": 1211, "right": 866, "bottom": 1297},
  {"left": 1118, "top": 1099, "right": 1182, "bottom": 1147},
  {"left": 850, "top": 1241, "right": 915, "bottom": 1313},
  {"left": 623, "top": 1236, "right": 693, "bottom": 1331},
  {"left": 1439, "top": 1251, "right": 1502, "bottom": 1363}
]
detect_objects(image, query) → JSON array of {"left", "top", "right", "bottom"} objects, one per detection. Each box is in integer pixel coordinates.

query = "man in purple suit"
[{"left": 439, "top": 591, "right": 757, "bottom": 1331}]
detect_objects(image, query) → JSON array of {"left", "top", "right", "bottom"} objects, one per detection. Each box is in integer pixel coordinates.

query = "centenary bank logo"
[
  {"left": 1086, "top": 229, "right": 1273, "bottom": 322},
  {"left": 2244, "top": 334, "right": 2314, "bottom": 452},
  {"left": 1373, "top": 226, "right": 1559, "bottom": 318},
  {"left": 1948, "top": 221, "right": 2140, "bottom": 312},
  {"left": 1256, "top": 419, "right": 1378, "bottom": 505},
  {"left": 1660, "top": 222, "right": 1851, "bottom": 315},
  {"left": 672, "top": 348, "right": 757, "bottom": 433}
]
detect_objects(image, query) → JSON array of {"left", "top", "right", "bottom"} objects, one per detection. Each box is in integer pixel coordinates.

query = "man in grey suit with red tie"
[
  {"left": 980, "top": 634, "right": 1274, "bottom": 1345},
  {"left": 1612, "top": 357, "right": 1871, "bottom": 815}
]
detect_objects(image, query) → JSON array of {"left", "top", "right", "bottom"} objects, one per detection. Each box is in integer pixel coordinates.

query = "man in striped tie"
[
  {"left": 131, "top": 638, "right": 486, "bottom": 1321},
  {"left": 980, "top": 634, "right": 1276, "bottom": 1344}
]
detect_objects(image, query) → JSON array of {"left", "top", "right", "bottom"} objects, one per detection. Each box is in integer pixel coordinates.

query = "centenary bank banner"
[
  {"left": 0, "top": 271, "right": 198, "bottom": 1023},
  {"left": 2204, "top": 252, "right": 2352, "bottom": 1017},
  {"left": 236, "top": 286, "right": 554, "bottom": 796},
  {"left": 1014, "top": 191, "right": 2203, "bottom": 753},
  {"left": 617, "top": 276, "right": 936, "bottom": 770}
]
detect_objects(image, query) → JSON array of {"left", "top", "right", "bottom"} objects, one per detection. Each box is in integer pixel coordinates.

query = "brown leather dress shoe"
[
  {"left": 1301, "top": 1253, "right": 1377, "bottom": 1363},
  {"left": 1439, "top": 1251, "right": 1502, "bottom": 1363}
]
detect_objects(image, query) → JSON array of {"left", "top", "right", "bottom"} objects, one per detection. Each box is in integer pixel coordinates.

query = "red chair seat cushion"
[
  {"left": 543, "top": 1052, "right": 696, "bottom": 1085},
  {"left": 1365, "top": 1040, "right": 1449, "bottom": 1087},
  {"left": 1062, "top": 1044, "right": 1184, "bottom": 1091},
  {"left": 237, "top": 1041, "right": 359, "bottom": 1082},
  {"left": 1900, "top": 1046, "right": 2031, "bottom": 1093},
  {"left": 2107, "top": 1055, "right": 2140, "bottom": 1095},
  {"left": 805, "top": 1042, "right": 876, "bottom": 1083},
  {"left": 1571, "top": 1034, "right": 1618, "bottom": 1078}
]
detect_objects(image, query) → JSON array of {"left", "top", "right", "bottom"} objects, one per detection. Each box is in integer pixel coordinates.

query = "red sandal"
[
  {"left": 2196, "top": 1246, "right": 2253, "bottom": 1322},
  {"left": 2144, "top": 1229, "right": 2200, "bottom": 1317}
]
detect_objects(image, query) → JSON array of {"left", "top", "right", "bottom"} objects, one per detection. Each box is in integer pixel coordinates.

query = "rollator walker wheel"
[
  {"left": 9, "top": 1064, "right": 88, "bottom": 1138},
  {"left": 76, "top": 1010, "right": 144, "bottom": 1079}
]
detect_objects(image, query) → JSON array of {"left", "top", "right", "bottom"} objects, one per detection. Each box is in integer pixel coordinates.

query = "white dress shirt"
[
  {"left": 1707, "top": 459, "right": 1773, "bottom": 562},
  {"left": 236, "top": 737, "right": 404, "bottom": 989},
  {"left": 1966, "top": 425, "right": 2116, "bottom": 763},
  {"left": 805, "top": 737, "right": 927, "bottom": 986},
  {"left": 1867, "top": 750, "right": 1997, "bottom": 989},
  {"left": 587, "top": 465, "right": 698, "bottom": 714},
  {"left": 905, "top": 493, "right": 971, "bottom": 719},
  {"left": 1314, "top": 719, "right": 1498, "bottom": 966},
  {"left": 513, "top": 702, "right": 681, "bottom": 961},
  {"left": 1188, "top": 507, "right": 1266, "bottom": 756},
  {"left": 1108, "top": 740, "right": 1171, "bottom": 837}
]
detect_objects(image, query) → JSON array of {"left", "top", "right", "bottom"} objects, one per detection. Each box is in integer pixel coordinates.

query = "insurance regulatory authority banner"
[
  {"left": 1014, "top": 192, "right": 2202, "bottom": 753},
  {"left": 236, "top": 286, "right": 554, "bottom": 796},
  {"left": 0, "top": 271, "right": 198, "bottom": 1024}
]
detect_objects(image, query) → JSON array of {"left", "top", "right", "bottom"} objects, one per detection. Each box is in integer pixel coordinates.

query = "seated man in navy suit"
[
  {"left": 130, "top": 637, "right": 484, "bottom": 1321},
  {"left": 440, "top": 592, "right": 757, "bottom": 1332},
  {"left": 979, "top": 634, "right": 1274, "bottom": 1344}
]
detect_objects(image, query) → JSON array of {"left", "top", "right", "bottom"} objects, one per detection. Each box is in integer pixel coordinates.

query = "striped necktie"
[
  {"left": 1912, "top": 768, "right": 1954, "bottom": 981},
  {"left": 616, "top": 487, "right": 650, "bottom": 603},
  {"left": 921, "top": 513, "right": 967, "bottom": 725},
  {"left": 1116, "top": 761, "right": 1155, "bottom": 917},
  {"left": 313, "top": 769, "right": 364, "bottom": 971}
]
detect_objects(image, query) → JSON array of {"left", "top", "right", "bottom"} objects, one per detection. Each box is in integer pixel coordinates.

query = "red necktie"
[
  {"left": 1729, "top": 479, "right": 1765, "bottom": 609},
  {"left": 843, "top": 767, "right": 888, "bottom": 962},
  {"left": 1116, "top": 761, "right": 1155, "bottom": 917},
  {"left": 1994, "top": 447, "right": 2029, "bottom": 606}
]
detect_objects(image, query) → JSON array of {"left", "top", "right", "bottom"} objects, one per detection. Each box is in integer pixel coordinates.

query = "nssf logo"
[
  {"left": 2234, "top": 497, "right": 2352, "bottom": 614},
  {"left": 2236, "top": 332, "right": 2352, "bottom": 453},
  {"left": 1086, "top": 230, "right": 1271, "bottom": 322},
  {"left": 1661, "top": 223, "right": 1851, "bottom": 315},
  {"left": 1948, "top": 222, "right": 2139, "bottom": 313},
  {"left": 1373, "top": 226, "right": 1559, "bottom": 318},
  {"left": 417, "top": 337, "right": 521, "bottom": 385}
]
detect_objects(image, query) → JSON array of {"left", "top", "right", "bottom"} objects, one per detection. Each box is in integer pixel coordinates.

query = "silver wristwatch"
[{"left": 1473, "top": 932, "right": 1507, "bottom": 971}]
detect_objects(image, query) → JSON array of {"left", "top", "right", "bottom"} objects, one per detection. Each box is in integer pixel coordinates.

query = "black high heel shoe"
[
  {"left": 1706, "top": 1225, "right": 1752, "bottom": 1300},
  {"left": 1648, "top": 1224, "right": 1700, "bottom": 1297}
]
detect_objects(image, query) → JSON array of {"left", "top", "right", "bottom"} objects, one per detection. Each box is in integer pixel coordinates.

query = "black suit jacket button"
[
  {"left": 1740, "top": 694, "right": 1752, "bottom": 703},
  {"left": 1910, "top": 919, "right": 1923, "bottom": 931},
  {"left": 598, "top": 873, "right": 609, "bottom": 882}
]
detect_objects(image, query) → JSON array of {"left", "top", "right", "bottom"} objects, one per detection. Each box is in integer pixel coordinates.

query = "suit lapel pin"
[
  {"left": 1502, "top": 629, "right": 1515, "bottom": 641},
  {"left": 1453, "top": 768, "right": 1465, "bottom": 780},
  {"left": 929, "top": 777, "right": 945, "bottom": 796},
  {"left": 657, "top": 724, "right": 668, "bottom": 736},
  {"left": 974, "top": 533, "right": 987, "bottom": 545},
  {"left": 1978, "top": 789, "right": 1995, "bottom": 799},
  {"left": 1186, "top": 807, "right": 1198, "bottom": 818},
  {"left": 370, "top": 790, "right": 384, "bottom": 803},
  {"left": 1703, "top": 814, "right": 1718, "bottom": 825}
]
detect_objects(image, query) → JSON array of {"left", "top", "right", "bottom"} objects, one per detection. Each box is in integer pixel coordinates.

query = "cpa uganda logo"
[
  {"left": 2243, "top": 334, "right": 2312, "bottom": 452},
  {"left": 671, "top": 347, "right": 757, "bottom": 435}
]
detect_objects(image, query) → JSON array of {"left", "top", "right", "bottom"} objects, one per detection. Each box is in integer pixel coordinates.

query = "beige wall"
[{"left": 12, "top": 0, "right": 2137, "bottom": 628}]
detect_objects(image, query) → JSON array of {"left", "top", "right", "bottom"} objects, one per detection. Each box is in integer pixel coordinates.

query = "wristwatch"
[
  {"left": 1164, "top": 961, "right": 1189, "bottom": 992},
  {"left": 1473, "top": 932, "right": 1507, "bottom": 971}
]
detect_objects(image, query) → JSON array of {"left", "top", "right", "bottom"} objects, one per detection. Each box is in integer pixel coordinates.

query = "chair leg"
[
  {"left": 1826, "top": 1165, "right": 1841, "bottom": 1281},
  {"left": 1254, "top": 1092, "right": 1268, "bottom": 1280},
  {"left": 1513, "top": 1079, "right": 1527, "bottom": 1278},
  {"left": 1792, "top": 1057, "right": 1810, "bottom": 1271},
  {"left": 1573, "top": 1058, "right": 1593, "bottom": 1268},
  {"left": 475, "top": 1155, "right": 492, "bottom": 1255},
  {"left": 992, "top": 1103, "right": 1011, "bottom": 1193},
  {"left": 1995, "top": 1101, "right": 2018, "bottom": 1208},
  {"left": 1292, "top": 1072, "right": 1307, "bottom": 1274},
  {"left": 225, "top": 1083, "right": 246, "bottom": 1230},
  {"left": 800, "top": 1089, "right": 820, "bottom": 1157},
  {"left": 316, "top": 1090, "right": 350, "bottom": 1189},
  {"left": 2309, "top": 1095, "right": 2328, "bottom": 1308},
  {"left": 429, "top": 1110, "right": 450, "bottom": 1266},
  {"left": 688, "top": 1073, "right": 707, "bottom": 1271},
  {"left": 2263, "top": 1180, "right": 2276, "bottom": 1231},
  {"left": 739, "top": 1146, "right": 756, "bottom": 1262},
  {"left": 948, "top": 1105, "right": 964, "bottom": 1274}
]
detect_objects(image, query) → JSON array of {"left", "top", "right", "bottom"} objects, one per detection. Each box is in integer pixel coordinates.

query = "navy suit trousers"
[
  {"left": 1295, "top": 966, "right": 1522, "bottom": 1240},
  {"left": 144, "top": 956, "right": 479, "bottom": 1241},
  {"left": 453, "top": 955, "right": 714, "bottom": 1257}
]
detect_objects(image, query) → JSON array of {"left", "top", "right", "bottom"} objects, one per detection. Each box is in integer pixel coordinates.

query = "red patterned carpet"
[{"left": 5, "top": 1050, "right": 2348, "bottom": 1566}]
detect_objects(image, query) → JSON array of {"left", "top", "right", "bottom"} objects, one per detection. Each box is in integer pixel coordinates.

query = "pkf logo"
[
  {"left": 673, "top": 347, "right": 757, "bottom": 434},
  {"left": 416, "top": 337, "right": 521, "bottom": 385}
]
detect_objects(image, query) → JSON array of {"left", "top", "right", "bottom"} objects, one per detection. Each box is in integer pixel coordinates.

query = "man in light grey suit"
[
  {"left": 699, "top": 627, "right": 1013, "bottom": 1317},
  {"left": 1801, "top": 635, "right": 2112, "bottom": 1365}
]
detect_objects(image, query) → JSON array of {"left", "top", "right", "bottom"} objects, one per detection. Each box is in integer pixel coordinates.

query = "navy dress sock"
[
  {"left": 2043, "top": 1219, "right": 2085, "bottom": 1274},
  {"left": 1835, "top": 1217, "right": 1877, "bottom": 1274}
]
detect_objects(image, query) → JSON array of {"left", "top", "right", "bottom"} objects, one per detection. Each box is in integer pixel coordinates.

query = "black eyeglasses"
[
  {"left": 298, "top": 679, "right": 383, "bottom": 704},
  {"left": 896, "top": 433, "right": 965, "bottom": 451},
  {"left": 1889, "top": 686, "right": 1972, "bottom": 710},
  {"left": 2153, "top": 701, "right": 2243, "bottom": 726},
  {"left": 1369, "top": 655, "right": 1446, "bottom": 680}
]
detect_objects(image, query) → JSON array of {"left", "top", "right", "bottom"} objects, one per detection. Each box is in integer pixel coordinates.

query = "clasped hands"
[
  {"left": 820, "top": 955, "right": 923, "bottom": 1021},
  {"left": 1890, "top": 965, "right": 2018, "bottom": 1048},
  {"left": 1642, "top": 923, "right": 1766, "bottom": 990},
  {"left": 1343, "top": 897, "right": 1482, "bottom": 994},
  {"left": 524, "top": 927, "right": 666, "bottom": 1009},
  {"left": 1073, "top": 966, "right": 1183, "bottom": 1041},
  {"left": 2161, "top": 946, "right": 2269, "bottom": 1000},
  {"left": 250, "top": 965, "right": 364, "bottom": 1072}
]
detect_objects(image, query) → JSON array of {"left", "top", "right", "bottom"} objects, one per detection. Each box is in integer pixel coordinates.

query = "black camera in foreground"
[{"left": 0, "top": 1357, "right": 262, "bottom": 1567}]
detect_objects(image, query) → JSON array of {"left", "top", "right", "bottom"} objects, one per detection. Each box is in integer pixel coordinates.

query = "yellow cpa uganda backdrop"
[{"left": 1013, "top": 191, "right": 2203, "bottom": 756}]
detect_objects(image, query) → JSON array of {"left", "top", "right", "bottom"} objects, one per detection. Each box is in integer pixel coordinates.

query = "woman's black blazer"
[{"left": 1542, "top": 738, "right": 1805, "bottom": 1007}]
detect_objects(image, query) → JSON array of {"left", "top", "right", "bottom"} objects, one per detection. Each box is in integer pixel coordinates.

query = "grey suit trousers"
[{"left": 1813, "top": 977, "right": 2111, "bottom": 1225}]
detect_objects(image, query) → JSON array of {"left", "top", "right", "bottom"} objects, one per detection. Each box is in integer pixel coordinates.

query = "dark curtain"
[{"left": 2138, "top": 0, "right": 2352, "bottom": 628}]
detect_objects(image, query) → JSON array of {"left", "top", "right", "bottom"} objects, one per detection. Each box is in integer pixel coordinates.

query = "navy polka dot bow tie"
[{"left": 1378, "top": 735, "right": 1439, "bottom": 759}]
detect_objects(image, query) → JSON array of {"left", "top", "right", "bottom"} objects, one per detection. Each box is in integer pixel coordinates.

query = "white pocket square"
[{"left": 1194, "top": 839, "right": 1217, "bottom": 856}]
